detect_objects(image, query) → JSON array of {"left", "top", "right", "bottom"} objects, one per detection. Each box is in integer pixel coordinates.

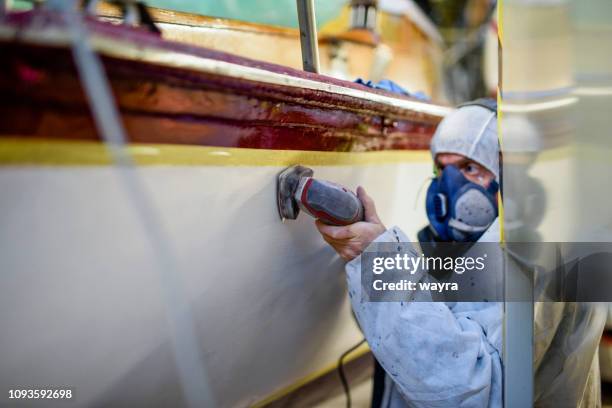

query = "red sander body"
[{"left": 276, "top": 165, "right": 364, "bottom": 226}]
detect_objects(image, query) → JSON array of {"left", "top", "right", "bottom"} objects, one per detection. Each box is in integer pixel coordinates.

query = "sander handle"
[{"left": 294, "top": 177, "right": 364, "bottom": 226}]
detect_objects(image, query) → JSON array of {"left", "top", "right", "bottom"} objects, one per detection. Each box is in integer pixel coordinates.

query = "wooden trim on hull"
[{"left": 0, "top": 10, "right": 448, "bottom": 152}]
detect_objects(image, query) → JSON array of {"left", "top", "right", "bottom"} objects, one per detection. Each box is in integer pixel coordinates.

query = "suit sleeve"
[{"left": 346, "top": 226, "right": 503, "bottom": 408}]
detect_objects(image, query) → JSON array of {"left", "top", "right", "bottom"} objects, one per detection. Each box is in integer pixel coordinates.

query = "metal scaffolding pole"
[
  {"left": 296, "top": 0, "right": 320, "bottom": 73},
  {"left": 503, "top": 249, "right": 534, "bottom": 407}
]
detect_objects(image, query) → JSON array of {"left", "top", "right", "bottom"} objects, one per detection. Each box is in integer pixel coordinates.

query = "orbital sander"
[{"left": 276, "top": 165, "right": 364, "bottom": 226}]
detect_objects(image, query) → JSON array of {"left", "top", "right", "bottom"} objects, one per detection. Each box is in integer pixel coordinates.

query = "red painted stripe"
[
  {"left": 4, "top": 9, "right": 444, "bottom": 109},
  {"left": 0, "top": 11, "right": 442, "bottom": 152}
]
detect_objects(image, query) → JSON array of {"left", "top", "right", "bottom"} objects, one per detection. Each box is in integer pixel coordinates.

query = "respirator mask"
[{"left": 425, "top": 165, "right": 499, "bottom": 242}]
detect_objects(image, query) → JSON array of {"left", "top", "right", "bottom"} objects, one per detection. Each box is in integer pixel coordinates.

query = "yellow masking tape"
[{"left": 0, "top": 139, "right": 431, "bottom": 167}]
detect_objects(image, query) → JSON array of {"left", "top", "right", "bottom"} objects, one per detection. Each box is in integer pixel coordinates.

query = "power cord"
[{"left": 337, "top": 338, "right": 367, "bottom": 408}]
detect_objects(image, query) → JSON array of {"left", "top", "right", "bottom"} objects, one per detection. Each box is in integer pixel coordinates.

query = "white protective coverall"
[
  {"left": 346, "top": 219, "right": 503, "bottom": 408},
  {"left": 346, "top": 219, "right": 607, "bottom": 407}
]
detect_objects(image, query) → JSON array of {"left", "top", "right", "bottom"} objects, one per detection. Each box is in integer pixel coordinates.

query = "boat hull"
[{"left": 0, "top": 143, "right": 432, "bottom": 407}]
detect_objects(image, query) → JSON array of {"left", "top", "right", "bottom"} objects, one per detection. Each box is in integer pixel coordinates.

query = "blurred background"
[{"left": 501, "top": 0, "right": 612, "bottom": 405}]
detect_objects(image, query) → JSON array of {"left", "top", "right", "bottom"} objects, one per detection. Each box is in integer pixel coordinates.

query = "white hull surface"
[{"left": 0, "top": 144, "right": 432, "bottom": 407}]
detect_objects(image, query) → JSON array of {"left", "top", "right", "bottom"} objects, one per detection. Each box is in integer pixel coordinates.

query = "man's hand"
[{"left": 315, "top": 186, "right": 386, "bottom": 261}]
